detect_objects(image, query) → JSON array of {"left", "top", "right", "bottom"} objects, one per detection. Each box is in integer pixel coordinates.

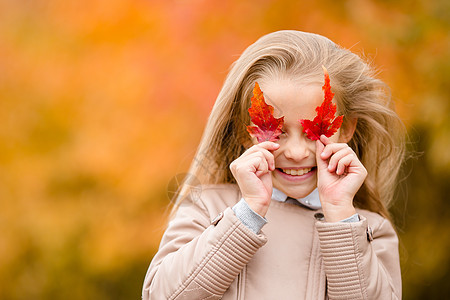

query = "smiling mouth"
[{"left": 278, "top": 167, "right": 315, "bottom": 176}]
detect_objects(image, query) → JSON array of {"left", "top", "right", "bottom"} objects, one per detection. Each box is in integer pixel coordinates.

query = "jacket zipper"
[{"left": 237, "top": 266, "right": 246, "bottom": 300}]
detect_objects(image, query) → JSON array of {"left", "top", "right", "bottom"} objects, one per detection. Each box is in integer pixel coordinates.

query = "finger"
[
  {"left": 319, "top": 135, "right": 332, "bottom": 146},
  {"left": 243, "top": 141, "right": 279, "bottom": 157},
  {"left": 320, "top": 142, "right": 354, "bottom": 160},
  {"left": 336, "top": 154, "right": 355, "bottom": 175},
  {"left": 243, "top": 144, "right": 277, "bottom": 170},
  {"left": 253, "top": 151, "right": 274, "bottom": 172},
  {"left": 315, "top": 140, "right": 328, "bottom": 172},
  {"left": 254, "top": 141, "right": 280, "bottom": 152},
  {"left": 252, "top": 149, "right": 276, "bottom": 171},
  {"left": 235, "top": 155, "right": 268, "bottom": 177},
  {"left": 327, "top": 147, "right": 354, "bottom": 172},
  {"left": 250, "top": 155, "right": 269, "bottom": 177}
]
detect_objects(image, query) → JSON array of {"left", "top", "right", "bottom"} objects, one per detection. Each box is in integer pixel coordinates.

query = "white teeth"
[{"left": 282, "top": 168, "right": 312, "bottom": 176}]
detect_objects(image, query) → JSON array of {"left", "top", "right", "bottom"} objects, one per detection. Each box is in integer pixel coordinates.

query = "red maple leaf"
[
  {"left": 299, "top": 67, "right": 344, "bottom": 141},
  {"left": 246, "top": 82, "right": 285, "bottom": 143}
]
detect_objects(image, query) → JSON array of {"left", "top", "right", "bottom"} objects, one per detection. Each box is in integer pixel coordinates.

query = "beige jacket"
[{"left": 142, "top": 184, "right": 401, "bottom": 299}]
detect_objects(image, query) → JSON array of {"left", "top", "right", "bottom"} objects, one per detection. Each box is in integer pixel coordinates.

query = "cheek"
[
  {"left": 329, "top": 129, "right": 342, "bottom": 143},
  {"left": 272, "top": 147, "right": 281, "bottom": 158},
  {"left": 309, "top": 141, "right": 317, "bottom": 152}
]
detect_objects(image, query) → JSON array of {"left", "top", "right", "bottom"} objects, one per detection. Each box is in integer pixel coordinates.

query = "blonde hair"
[{"left": 170, "top": 30, "right": 405, "bottom": 220}]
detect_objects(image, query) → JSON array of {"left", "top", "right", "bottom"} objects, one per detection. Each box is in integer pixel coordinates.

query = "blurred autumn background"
[{"left": 1, "top": 0, "right": 448, "bottom": 299}]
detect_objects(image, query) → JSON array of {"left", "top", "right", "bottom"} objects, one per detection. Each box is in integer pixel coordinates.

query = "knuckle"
[
  {"left": 256, "top": 152, "right": 265, "bottom": 159},
  {"left": 363, "top": 168, "right": 368, "bottom": 176}
]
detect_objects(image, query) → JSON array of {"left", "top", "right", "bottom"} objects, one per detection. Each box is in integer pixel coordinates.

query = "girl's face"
[{"left": 257, "top": 77, "right": 348, "bottom": 199}]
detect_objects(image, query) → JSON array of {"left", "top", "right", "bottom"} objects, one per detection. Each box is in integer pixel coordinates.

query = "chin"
[
  {"left": 288, "top": 190, "right": 314, "bottom": 199},
  {"left": 272, "top": 170, "right": 317, "bottom": 199},
  {"left": 276, "top": 185, "right": 316, "bottom": 199}
]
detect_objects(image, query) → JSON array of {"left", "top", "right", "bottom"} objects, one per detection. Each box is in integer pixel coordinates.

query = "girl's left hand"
[{"left": 315, "top": 135, "right": 367, "bottom": 222}]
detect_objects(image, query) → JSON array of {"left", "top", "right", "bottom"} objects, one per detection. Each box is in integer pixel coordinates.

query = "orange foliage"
[{"left": 0, "top": 0, "right": 448, "bottom": 298}]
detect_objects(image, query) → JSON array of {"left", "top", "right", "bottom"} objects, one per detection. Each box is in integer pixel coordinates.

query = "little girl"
[{"left": 142, "top": 30, "right": 405, "bottom": 299}]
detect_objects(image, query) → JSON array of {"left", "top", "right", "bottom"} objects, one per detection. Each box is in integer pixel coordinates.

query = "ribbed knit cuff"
[
  {"left": 339, "top": 213, "right": 360, "bottom": 223},
  {"left": 232, "top": 198, "right": 268, "bottom": 234}
]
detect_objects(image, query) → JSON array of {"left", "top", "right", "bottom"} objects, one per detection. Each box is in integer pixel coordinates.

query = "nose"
[{"left": 283, "top": 133, "right": 311, "bottom": 161}]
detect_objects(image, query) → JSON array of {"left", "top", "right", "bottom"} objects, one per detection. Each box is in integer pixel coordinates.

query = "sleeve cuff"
[
  {"left": 339, "top": 213, "right": 360, "bottom": 223},
  {"left": 232, "top": 198, "right": 268, "bottom": 234}
]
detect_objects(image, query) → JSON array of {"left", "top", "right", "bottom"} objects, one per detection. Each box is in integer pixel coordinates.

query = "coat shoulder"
[{"left": 197, "top": 183, "right": 241, "bottom": 217}]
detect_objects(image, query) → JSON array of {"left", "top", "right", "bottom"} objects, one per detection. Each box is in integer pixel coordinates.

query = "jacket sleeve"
[
  {"left": 315, "top": 215, "right": 401, "bottom": 300},
  {"left": 142, "top": 197, "right": 268, "bottom": 300}
]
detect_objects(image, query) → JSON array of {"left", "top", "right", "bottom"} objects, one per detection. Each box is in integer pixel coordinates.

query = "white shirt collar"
[{"left": 271, "top": 187, "right": 321, "bottom": 210}]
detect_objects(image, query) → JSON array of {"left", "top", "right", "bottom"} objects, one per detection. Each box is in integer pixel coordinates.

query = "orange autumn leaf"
[
  {"left": 246, "top": 82, "right": 285, "bottom": 143},
  {"left": 299, "top": 67, "right": 344, "bottom": 140}
]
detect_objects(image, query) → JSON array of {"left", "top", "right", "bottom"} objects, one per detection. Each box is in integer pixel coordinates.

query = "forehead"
[{"left": 257, "top": 78, "right": 324, "bottom": 123}]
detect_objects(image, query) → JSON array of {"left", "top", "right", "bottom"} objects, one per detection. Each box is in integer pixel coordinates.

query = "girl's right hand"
[{"left": 229, "top": 141, "right": 280, "bottom": 217}]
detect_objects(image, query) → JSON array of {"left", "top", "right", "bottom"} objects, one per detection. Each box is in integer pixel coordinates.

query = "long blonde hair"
[{"left": 170, "top": 30, "right": 405, "bottom": 220}]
